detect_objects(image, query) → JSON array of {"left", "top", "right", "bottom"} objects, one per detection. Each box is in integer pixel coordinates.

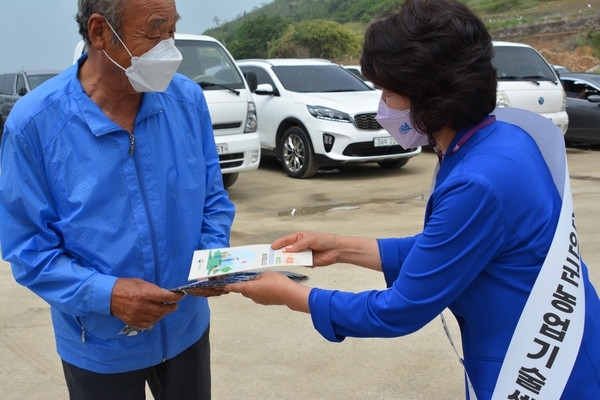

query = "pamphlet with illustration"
[{"left": 187, "top": 244, "right": 313, "bottom": 281}]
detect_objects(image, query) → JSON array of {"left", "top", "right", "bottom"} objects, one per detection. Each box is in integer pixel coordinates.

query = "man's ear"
[{"left": 87, "top": 13, "right": 110, "bottom": 51}]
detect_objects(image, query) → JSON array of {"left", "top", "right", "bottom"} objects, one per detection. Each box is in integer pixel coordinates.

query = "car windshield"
[
  {"left": 176, "top": 39, "right": 245, "bottom": 90},
  {"left": 493, "top": 46, "right": 558, "bottom": 82},
  {"left": 27, "top": 73, "right": 57, "bottom": 90},
  {"left": 272, "top": 65, "right": 372, "bottom": 93}
]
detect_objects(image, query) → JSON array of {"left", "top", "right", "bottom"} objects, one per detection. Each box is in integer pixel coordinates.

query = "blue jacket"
[
  {"left": 0, "top": 58, "right": 235, "bottom": 373},
  {"left": 308, "top": 118, "right": 600, "bottom": 398}
]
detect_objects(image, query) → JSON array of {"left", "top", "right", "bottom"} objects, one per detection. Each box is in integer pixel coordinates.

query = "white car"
[
  {"left": 237, "top": 59, "right": 421, "bottom": 178},
  {"left": 492, "top": 41, "right": 569, "bottom": 134}
]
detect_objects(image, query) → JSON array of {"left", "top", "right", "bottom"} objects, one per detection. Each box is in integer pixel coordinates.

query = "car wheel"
[
  {"left": 278, "top": 126, "right": 319, "bottom": 179},
  {"left": 222, "top": 172, "right": 239, "bottom": 189},
  {"left": 377, "top": 158, "right": 409, "bottom": 169}
]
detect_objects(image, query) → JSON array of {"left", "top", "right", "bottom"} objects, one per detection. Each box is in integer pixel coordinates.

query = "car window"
[
  {"left": 561, "top": 78, "right": 600, "bottom": 99},
  {"left": 238, "top": 66, "right": 272, "bottom": 87},
  {"left": 493, "top": 46, "right": 557, "bottom": 81},
  {"left": 176, "top": 39, "right": 245, "bottom": 89},
  {"left": 26, "top": 73, "right": 57, "bottom": 92},
  {"left": 16, "top": 73, "right": 27, "bottom": 96},
  {"left": 272, "top": 65, "right": 371, "bottom": 93},
  {"left": 0, "top": 73, "right": 16, "bottom": 95}
]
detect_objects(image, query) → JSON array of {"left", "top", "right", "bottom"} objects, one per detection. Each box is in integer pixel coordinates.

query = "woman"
[{"left": 225, "top": 0, "right": 600, "bottom": 398}]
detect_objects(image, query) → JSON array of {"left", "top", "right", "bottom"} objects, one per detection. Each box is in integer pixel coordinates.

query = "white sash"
[
  {"left": 491, "top": 108, "right": 585, "bottom": 399},
  {"left": 440, "top": 108, "right": 585, "bottom": 399}
]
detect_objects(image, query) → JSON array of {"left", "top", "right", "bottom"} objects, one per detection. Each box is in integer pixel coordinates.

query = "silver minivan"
[
  {"left": 493, "top": 41, "right": 569, "bottom": 134},
  {"left": 0, "top": 70, "right": 59, "bottom": 136}
]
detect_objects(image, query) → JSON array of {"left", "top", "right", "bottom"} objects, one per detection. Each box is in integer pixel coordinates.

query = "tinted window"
[
  {"left": 493, "top": 46, "right": 557, "bottom": 82},
  {"left": 272, "top": 65, "right": 372, "bottom": 93},
  {"left": 239, "top": 66, "right": 275, "bottom": 87},
  {"left": 176, "top": 39, "right": 245, "bottom": 90},
  {"left": 0, "top": 74, "right": 16, "bottom": 95},
  {"left": 16, "top": 73, "right": 27, "bottom": 96}
]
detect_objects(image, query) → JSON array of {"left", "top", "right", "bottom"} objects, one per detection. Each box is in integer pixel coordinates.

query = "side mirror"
[
  {"left": 254, "top": 83, "right": 277, "bottom": 96},
  {"left": 244, "top": 71, "right": 257, "bottom": 92}
]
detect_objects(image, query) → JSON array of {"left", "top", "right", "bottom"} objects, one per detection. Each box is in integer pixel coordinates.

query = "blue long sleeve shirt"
[
  {"left": 0, "top": 58, "right": 235, "bottom": 373},
  {"left": 308, "top": 119, "right": 600, "bottom": 398}
]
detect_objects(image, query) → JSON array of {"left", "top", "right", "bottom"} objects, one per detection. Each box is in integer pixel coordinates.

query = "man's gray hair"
[{"left": 75, "top": 0, "right": 128, "bottom": 44}]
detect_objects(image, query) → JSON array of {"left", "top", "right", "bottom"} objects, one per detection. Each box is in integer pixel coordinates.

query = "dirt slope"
[{"left": 489, "top": 0, "right": 600, "bottom": 72}]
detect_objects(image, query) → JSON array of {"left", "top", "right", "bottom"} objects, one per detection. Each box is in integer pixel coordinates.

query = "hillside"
[
  {"left": 487, "top": 0, "right": 600, "bottom": 72},
  {"left": 205, "top": 0, "right": 600, "bottom": 72}
]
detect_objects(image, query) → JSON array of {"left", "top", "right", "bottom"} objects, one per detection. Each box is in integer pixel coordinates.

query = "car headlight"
[
  {"left": 496, "top": 90, "right": 510, "bottom": 108},
  {"left": 307, "top": 105, "right": 352, "bottom": 123}
]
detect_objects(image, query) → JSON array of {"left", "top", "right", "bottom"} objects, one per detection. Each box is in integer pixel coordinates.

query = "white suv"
[{"left": 237, "top": 59, "right": 421, "bottom": 178}]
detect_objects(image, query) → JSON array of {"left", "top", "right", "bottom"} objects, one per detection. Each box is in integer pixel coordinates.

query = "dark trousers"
[{"left": 61, "top": 326, "right": 211, "bottom": 400}]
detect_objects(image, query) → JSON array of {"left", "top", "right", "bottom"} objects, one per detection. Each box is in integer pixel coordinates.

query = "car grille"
[
  {"left": 353, "top": 113, "right": 381, "bottom": 130},
  {"left": 343, "top": 143, "right": 415, "bottom": 157},
  {"left": 219, "top": 153, "right": 244, "bottom": 169}
]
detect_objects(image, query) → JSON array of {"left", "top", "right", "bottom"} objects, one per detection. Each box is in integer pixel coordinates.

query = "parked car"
[
  {"left": 553, "top": 65, "right": 572, "bottom": 75},
  {"left": 492, "top": 41, "right": 569, "bottom": 134},
  {"left": 237, "top": 58, "right": 421, "bottom": 178},
  {"left": 559, "top": 72, "right": 600, "bottom": 144},
  {"left": 0, "top": 70, "right": 59, "bottom": 137},
  {"left": 74, "top": 34, "right": 260, "bottom": 188},
  {"left": 342, "top": 65, "right": 377, "bottom": 88}
]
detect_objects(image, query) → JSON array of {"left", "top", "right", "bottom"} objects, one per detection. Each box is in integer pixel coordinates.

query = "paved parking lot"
[{"left": 1, "top": 145, "right": 599, "bottom": 399}]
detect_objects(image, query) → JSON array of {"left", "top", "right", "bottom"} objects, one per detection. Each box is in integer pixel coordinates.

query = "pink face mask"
[{"left": 375, "top": 99, "right": 429, "bottom": 149}]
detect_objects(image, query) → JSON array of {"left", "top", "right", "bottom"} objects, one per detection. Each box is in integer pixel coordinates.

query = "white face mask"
[
  {"left": 102, "top": 20, "right": 182, "bottom": 92},
  {"left": 375, "top": 99, "right": 430, "bottom": 149}
]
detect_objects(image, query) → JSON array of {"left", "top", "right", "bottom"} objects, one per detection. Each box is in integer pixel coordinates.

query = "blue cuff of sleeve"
[
  {"left": 309, "top": 288, "right": 345, "bottom": 343},
  {"left": 378, "top": 238, "right": 402, "bottom": 287},
  {"left": 89, "top": 273, "right": 119, "bottom": 316}
]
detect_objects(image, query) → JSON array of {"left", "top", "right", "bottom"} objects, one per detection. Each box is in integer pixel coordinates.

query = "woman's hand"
[
  {"left": 224, "top": 271, "right": 311, "bottom": 312},
  {"left": 272, "top": 231, "right": 382, "bottom": 271},
  {"left": 272, "top": 231, "right": 340, "bottom": 267}
]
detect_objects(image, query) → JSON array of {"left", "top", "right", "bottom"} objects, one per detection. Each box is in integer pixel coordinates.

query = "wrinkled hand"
[
  {"left": 225, "top": 271, "right": 310, "bottom": 312},
  {"left": 111, "top": 278, "right": 184, "bottom": 328},
  {"left": 271, "top": 231, "right": 339, "bottom": 267}
]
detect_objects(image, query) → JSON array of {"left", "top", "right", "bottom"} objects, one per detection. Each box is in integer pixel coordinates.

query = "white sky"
[{"left": 0, "top": 0, "right": 271, "bottom": 74}]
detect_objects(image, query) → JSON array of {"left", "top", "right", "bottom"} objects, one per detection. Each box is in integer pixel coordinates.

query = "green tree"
[
  {"left": 268, "top": 19, "right": 362, "bottom": 59},
  {"left": 227, "top": 14, "right": 290, "bottom": 59}
]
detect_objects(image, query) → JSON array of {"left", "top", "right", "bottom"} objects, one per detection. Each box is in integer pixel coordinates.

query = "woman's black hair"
[{"left": 361, "top": 0, "right": 497, "bottom": 134}]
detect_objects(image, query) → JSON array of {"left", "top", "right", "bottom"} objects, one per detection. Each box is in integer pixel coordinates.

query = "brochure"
[
  {"left": 187, "top": 244, "right": 313, "bottom": 281},
  {"left": 118, "top": 245, "right": 312, "bottom": 336},
  {"left": 170, "top": 270, "right": 309, "bottom": 292}
]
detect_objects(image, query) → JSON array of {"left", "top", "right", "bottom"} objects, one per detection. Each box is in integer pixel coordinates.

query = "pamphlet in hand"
[
  {"left": 118, "top": 245, "right": 312, "bottom": 337},
  {"left": 187, "top": 244, "right": 313, "bottom": 281}
]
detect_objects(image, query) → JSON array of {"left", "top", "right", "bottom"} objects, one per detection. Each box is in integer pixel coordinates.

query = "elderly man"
[{"left": 0, "top": 0, "right": 234, "bottom": 399}]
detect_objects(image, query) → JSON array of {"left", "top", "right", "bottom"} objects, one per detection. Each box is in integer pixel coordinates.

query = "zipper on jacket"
[
  {"left": 76, "top": 317, "right": 86, "bottom": 342},
  {"left": 129, "top": 131, "right": 135, "bottom": 156}
]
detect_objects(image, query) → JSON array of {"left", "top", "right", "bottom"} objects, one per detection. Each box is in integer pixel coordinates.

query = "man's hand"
[{"left": 111, "top": 278, "right": 184, "bottom": 328}]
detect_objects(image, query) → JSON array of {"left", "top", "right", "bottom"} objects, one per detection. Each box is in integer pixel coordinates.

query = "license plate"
[
  {"left": 374, "top": 136, "right": 398, "bottom": 147},
  {"left": 216, "top": 144, "right": 228, "bottom": 154}
]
